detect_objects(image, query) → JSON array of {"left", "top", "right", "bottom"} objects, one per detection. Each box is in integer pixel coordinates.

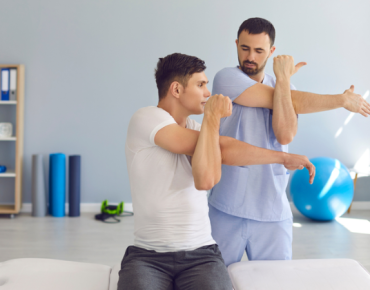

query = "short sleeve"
[
  {"left": 212, "top": 67, "right": 258, "bottom": 102},
  {"left": 126, "top": 107, "right": 176, "bottom": 152}
]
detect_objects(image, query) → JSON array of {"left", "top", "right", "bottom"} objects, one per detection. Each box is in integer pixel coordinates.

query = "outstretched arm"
[
  {"left": 155, "top": 116, "right": 315, "bottom": 190},
  {"left": 233, "top": 68, "right": 370, "bottom": 117},
  {"left": 219, "top": 136, "right": 315, "bottom": 184}
]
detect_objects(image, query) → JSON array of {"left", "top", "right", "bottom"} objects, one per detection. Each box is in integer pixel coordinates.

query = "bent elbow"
[
  {"left": 195, "top": 180, "right": 215, "bottom": 191},
  {"left": 195, "top": 176, "right": 221, "bottom": 191},
  {"left": 195, "top": 174, "right": 220, "bottom": 191},
  {"left": 276, "top": 135, "right": 294, "bottom": 145}
]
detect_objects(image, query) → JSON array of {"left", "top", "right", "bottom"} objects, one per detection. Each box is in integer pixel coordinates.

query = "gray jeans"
[{"left": 117, "top": 244, "right": 232, "bottom": 290}]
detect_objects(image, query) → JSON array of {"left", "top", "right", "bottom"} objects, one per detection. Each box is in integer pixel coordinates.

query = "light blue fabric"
[
  {"left": 209, "top": 204, "right": 292, "bottom": 266},
  {"left": 209, "top": 67, "right": 296, "bottom": 222}
]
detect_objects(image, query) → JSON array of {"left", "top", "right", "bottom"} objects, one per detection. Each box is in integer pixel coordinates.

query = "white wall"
[{"left": 0, "top": 0, "right": 369, "bottom": 203}]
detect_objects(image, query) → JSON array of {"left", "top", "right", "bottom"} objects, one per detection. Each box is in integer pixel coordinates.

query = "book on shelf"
[
  {"left": 1, "top": 67, "right": 17, "bottom": 101},
  {"left": 10, "top": 69, "right": 17, "bottom": 101}
]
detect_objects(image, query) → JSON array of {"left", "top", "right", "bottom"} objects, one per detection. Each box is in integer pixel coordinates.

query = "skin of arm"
[
  {"left": 155, "top": 120, "right": 315, "bottom": 190},
  {"left": 271, "top": 55, "right": 305, "bottom": 145},
  {"left": 233, "top": 75, "right": 370, "bottom": 117},
  {"left": 191, "top": 94, "right": 232, "bottom": 190}
]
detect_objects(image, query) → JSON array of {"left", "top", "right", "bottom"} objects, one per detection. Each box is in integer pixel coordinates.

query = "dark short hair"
[
  {"left": 237, "top": 18, "right": 275, "bottom": 46},
  {"left": 155, "top": 53, "right": 206, "bottom": 101}
]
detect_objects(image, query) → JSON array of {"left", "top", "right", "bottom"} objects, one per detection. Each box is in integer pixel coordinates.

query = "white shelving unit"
[{"left": 0, "top": 64, "right": 24, "bottom": 216}]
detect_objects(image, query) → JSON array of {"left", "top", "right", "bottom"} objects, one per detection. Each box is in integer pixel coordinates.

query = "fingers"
[
  {"left": 362, "top": 100, "right": 370, "bottom": 114},
  {"left": 305, "top": 162, "right": 316, "bottom": 184},
  {"left": 225, "top": 96, "right": 232, "bottom": 116},
  {"left": 360, "top": 109, "right": 368, "bottom": 117},
  {"left": 365, "top": 101, "right": 370, "bottom": 111},
  {"left": 349, "top": 85, "right": 355, "bottom": 92},
  {"left": 295, "top": 62, "right": 307, "bottom": 70},
  {"left": 227, "top": 97, "right": 232, "bottom": 115}
]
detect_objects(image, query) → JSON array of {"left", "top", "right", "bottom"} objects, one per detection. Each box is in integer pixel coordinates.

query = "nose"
[
  {"left": 245, "top": 51, "right": 256, "bottom": 63},
  {"left": 205, "top": 87, "right": 211, "bottom": 98}
]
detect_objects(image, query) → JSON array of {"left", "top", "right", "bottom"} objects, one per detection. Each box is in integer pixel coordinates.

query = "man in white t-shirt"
[{"left": 118, "top": 53, "right": 316, "bottom": 290}]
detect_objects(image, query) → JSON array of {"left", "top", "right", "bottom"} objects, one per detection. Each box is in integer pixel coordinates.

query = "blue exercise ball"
[{"left": 290, "top": 157, "right": 354, "bottom": 221}]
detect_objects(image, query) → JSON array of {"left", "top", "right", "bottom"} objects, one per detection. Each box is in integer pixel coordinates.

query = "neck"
[
  {"left": 249, "top": 71, "right": 265, "bottom": 83},
  {"left": 157, "top": 97, "right": 189, "bottom": 128}
]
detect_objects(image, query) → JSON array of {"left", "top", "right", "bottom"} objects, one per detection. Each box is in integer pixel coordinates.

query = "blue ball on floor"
[{"left": 290, "top": 157, "right": 354, "bottom": 221}]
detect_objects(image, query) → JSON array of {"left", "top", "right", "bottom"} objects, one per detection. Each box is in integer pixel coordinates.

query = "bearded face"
[{"left": 238, "top": 57, "right": 268, "bottom": 76}]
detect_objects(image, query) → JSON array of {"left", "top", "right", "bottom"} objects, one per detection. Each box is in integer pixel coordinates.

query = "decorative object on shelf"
[
  {"left": 69, "top": 155, "right": 81, "bottom": 217},
  {"left": 0, "top": 165, "right": 7, "bottom": 173},
  {"left": 290, "top": 157, "right": 354, "bottom": 221},
  {"left": 49, "top": 153, "right": 66, "bottom": 217},
  {"left": 32, "top": 154, "right": 47, "bottom": 217},
  {"left": 0, "top": 123, "right": 12, "bottom": 138}
]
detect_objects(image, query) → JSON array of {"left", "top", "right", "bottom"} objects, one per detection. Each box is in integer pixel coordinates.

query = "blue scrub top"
[{"left": 209, "top": 67, "right": 296, "bottom": 222}]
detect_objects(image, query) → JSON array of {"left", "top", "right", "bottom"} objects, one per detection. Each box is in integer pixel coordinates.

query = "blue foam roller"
[
  {"left": 69, "top": 155, "right": 81, "bottom": 217},
  {"left": 49, "top": 153, "right": 66, "bottom": 217}
]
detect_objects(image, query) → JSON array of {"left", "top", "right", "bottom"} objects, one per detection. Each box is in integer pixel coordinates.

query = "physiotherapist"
[{"left": 208, "top": 17, "right": 370, "bottom": 266}]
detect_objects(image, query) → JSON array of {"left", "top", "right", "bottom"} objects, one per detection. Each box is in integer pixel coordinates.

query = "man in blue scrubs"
[{"left": 209, "top": 17, "right": 370, "bottom": 266}]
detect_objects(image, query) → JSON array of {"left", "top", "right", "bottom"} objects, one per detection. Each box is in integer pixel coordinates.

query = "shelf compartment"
[
  {"left": 0, "top": 101, "right": 17, "bottom": 105},
  {"left": 0, "top": 204, "right": 16, "bottom": 213},
  {"left": 0, "top": 170, "right": 16, "bottom": 177},
  {"left": 0, "top": 137, "right": 16, "bottom": 141}
]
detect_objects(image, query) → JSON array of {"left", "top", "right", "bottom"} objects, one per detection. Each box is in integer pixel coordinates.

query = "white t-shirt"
[{"left": 125, "top": 106, "right": 215, "bottom": 252}]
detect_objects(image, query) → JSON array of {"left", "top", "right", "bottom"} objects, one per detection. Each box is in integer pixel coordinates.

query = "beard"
[{"left": 239, "top": 57, "right": 268, "bottom": 76}]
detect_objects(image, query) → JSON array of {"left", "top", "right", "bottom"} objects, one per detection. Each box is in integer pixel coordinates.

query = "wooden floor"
[{"left": 1, "top": 209, "right": 370, "bottom": 272}]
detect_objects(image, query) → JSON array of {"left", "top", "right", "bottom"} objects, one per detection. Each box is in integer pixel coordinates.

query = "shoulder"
[
  {"left": 214, "top": 67, "right": 243, "bottom": 81},
  {"left": 127, "top": 106, "right": 177, "bottom": 148},
  {"left": 214, "top": 67, "right": 255, "bottom": 86},
  {"left": 130, "top": 106, "right": 173, "bottom": 123},
  {"left": 128, "top": 106, "right": 176, "bottom": 137}
]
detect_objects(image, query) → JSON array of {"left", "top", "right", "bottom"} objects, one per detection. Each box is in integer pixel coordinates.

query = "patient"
[{"left": 118, "top": 53, "right": 314, "bottom": 290}]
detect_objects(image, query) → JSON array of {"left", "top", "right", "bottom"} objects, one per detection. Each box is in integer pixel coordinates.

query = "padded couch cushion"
[
  {"left": 0, "top": 258, "right": 112, "bottom": 290},
  {"left": 228, "top": 259, "right": 370, "bottom": 290}
]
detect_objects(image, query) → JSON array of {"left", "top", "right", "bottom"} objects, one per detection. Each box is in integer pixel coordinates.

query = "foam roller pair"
[{"left": 48, "top": 154, "right": 81, "bottom": 217}]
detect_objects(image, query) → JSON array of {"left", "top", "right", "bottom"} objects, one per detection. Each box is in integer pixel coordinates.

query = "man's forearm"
[
  {"left": 219, "top": 136, "right": 285, "bottom": 166},
  {"left": 292, "top": 90, "right": 344, "bottom": 114},
  {"left": 273, "top": 77, "right": 298, "bottom": 144},
  {"left": 192, "top": 114, "right": 222, "bottom": 190},
  {"left": 235, "top": 83, "right": 366, "bottom": 115},
  {"left": 219, "top": 135, "right": 315, "bottom": 183}
]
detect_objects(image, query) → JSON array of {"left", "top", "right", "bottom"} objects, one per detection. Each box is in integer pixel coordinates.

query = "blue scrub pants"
[{"left": 209, "top": 204, "right": 292, "bottom": 267}]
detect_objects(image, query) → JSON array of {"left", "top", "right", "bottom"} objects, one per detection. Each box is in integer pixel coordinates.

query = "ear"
[
  {"left": 169, "top": 81, "right": 181, "bottom": 99},
  {"left": 235, "top": 39, "right": 238, "bottom": 47},
  {"left": 269, "top": 46, "right": 276, "bottom": 57}
]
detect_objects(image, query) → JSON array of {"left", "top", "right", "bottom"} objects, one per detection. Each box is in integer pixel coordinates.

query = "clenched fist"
[
  {"left": 204, "top": 94, "right": 232, "bottom": 119},
  {"left": 273, "top": 55, "right": 306, "bottom": 79}
]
